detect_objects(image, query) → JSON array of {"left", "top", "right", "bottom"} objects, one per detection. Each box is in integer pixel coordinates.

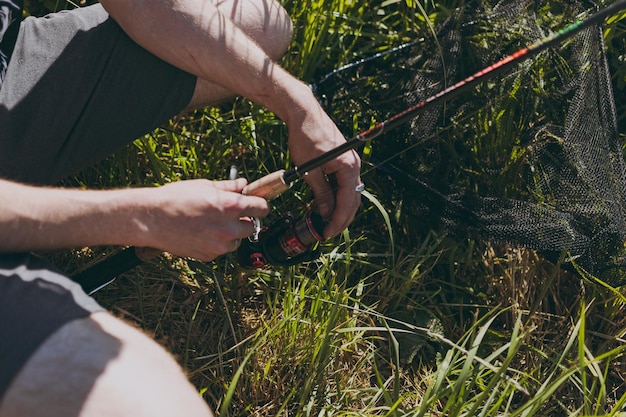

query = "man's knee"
[
  {"left": 0, "top": 312, "right": 214, "bottom": 417},
  {"left": 186, "top": 0, "right": 294, "bottom": 109},
  {"left": 214, "top": 0, "right": 294, "bottom": 60},
  {"left": 259, "top": 0, "right": 294, "bottom": 60}
]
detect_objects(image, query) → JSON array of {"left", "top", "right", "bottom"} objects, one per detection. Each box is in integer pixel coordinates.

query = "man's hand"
[
  {"left": 283, "top": 83, "right": 362, "bottom": 239},
  {"left": 136, "top": 178, "right": 269, "bottom": 261},
  {"left": 99, "top": 0, "right": 361, "bottom": 238},
  {"left": 0, "top": 178, "right": 269, "bottom": 261}
]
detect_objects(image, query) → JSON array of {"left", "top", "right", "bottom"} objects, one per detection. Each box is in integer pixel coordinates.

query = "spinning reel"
[{"left": 237, "top": 211, "right": 325, "bottom": 269}]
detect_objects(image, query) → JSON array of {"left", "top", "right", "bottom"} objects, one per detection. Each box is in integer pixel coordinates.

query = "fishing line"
[{"left": 311, "top": 39, "right": 426, "bottom": 91}]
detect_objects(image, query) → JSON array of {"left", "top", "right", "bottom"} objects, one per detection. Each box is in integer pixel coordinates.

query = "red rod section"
[{"left": 286, "top": 0, "right": 626, "bottom": 184}]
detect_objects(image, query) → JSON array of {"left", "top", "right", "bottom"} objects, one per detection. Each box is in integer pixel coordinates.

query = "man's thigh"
[
  {"left": 0, "top": 4, "right": 197, "bottom": 185},
  {"left": 0, "top": 253, "right": 105, "bottom": 402},
  {"left": 0, "top": 313, "right": 214, "bottom": 417},
  {"left": 0, "top": 253, "right": 214, "bottom": 417}
]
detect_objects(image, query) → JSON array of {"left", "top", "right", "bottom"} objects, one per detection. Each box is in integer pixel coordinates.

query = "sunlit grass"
[{"left": 30, "top": 0, "right": 626, "bottom": 415}]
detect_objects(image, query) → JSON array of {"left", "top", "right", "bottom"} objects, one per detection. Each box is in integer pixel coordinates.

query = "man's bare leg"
[
  {"left": 186, "top": 0, "right": 294, "bottom": 109},
  {"left": 0, "top": 312, "right": 214, "bottom": 417}
]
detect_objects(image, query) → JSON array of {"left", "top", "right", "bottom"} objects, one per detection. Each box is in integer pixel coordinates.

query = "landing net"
[{"left": 313, "top": 0, "right": 626, "bottom": 284}]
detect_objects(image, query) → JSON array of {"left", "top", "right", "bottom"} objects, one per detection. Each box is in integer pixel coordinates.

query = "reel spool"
[{"left": 237, "top": 211, "right": 325, "bottom": 269}]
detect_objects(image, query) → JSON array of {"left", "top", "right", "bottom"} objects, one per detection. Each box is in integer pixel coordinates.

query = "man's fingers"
[
  {"left": 304, "top": 169, "right": 335, "bottom": 219},
  {"left": 210, "top": 178, "right": 271, "bottom": 218},
  {"left": 238, "top": 195, "right": 270, "bottom": 219},
  {"left": 212, "top": 177, "right": 248, "bottom": 192},
  {"left": 324, "top": 178, "right": 361, "bottom": 238},
  {"left": 196, "top": 218, "right": 254, "bottom": 259},
  {"left": 312, "top": 151, "right": 361, "bottom": 238},
  {"left": 303, "top": 167, "right": 362, "bottom": 239},
  {"left": 236, "top": 217, "right": 258, "bottom": 238}
]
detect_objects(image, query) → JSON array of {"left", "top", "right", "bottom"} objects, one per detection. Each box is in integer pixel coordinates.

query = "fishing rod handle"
[{"left": 242, "top": 169, "right": 290, "bottom": 200}]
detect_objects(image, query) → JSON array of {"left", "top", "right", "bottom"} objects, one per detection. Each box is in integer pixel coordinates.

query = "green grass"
[{"left": 29, "top": 0, "right": 626, "bottom": 415}]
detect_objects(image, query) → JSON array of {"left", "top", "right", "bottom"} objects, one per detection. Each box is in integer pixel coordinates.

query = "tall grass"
[{"left": 29, "top": 0, "right": 626, "bottom": 415}]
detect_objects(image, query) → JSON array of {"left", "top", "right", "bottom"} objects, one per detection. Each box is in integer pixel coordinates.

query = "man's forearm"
[
  {"left": 97, "top": 0, "right": 363, "bottom": 238},
  {"left": 0, "top": 178, "right": 270, "bottom": 261},
  {"left": 0, "top": 179, "right": 147, "bottom": 251},
  {"left": 99, "top": 0, "right": 306, "bottom": 123}
]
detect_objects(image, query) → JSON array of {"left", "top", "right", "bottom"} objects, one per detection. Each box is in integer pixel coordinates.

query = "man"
[{"left": 0, "top": 0, "right": 362, "bottom": 415}]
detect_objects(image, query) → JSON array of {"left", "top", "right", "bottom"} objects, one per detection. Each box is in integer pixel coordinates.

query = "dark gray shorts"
[
  {"left": 0, "top": 3, "right": 195, "bottom": 403},
  {"left": 0, "top": 253, "right": 105, "bottom": 402},
  {"left": 0, "top": 4, "right": 197, "bottom": 184}
]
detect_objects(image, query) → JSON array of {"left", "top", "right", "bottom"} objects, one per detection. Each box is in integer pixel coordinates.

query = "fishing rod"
[
  {"left": 241, "top": 0, "right": 626, "bottom": 200},
  {"left": 73, "top": 0, "right": 626, "bottom": 293}
]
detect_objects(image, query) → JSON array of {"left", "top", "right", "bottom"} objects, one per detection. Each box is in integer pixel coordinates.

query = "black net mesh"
[{"left": 313, "top": 0, "right": 626, "bottom": 285}]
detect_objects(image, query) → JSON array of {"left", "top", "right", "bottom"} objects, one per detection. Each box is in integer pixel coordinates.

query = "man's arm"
[
  {"left": 0, "top": 178, "right": 268, "bottom": 261},
  {"left": 99, "top": 0, "right": 305, "bottom": 122},
  {"left": 98, "top": 0, "right": 362, "bottom": 238}
]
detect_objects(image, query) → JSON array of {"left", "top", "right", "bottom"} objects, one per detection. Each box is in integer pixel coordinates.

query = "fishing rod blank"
[
  {"left": 242, "top": 0, "right": 626, "bottom": 200},
  {"left": 73, "top": 0, "right": 626, "bottom": 293}
]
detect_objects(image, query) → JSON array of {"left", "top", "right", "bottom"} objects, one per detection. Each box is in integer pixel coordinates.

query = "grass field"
[{"left": 30, "top": 0, "right": 626, "bottom": 415}]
